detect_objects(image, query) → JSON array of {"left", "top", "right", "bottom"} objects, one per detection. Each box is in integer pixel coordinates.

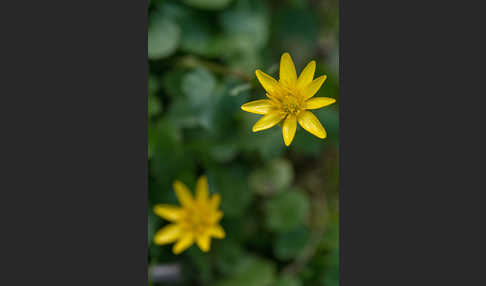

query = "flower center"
[
  {"left": 281, "top": 93, "right": 304, "bottom": 115},
  {"left": 183, "top": 204, "right": 212, "bottom": 235}
]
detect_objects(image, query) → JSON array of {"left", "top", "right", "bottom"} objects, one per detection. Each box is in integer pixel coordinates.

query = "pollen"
[
  {"left": 281, "top": 94, "right": 304, "bottom": 115},
  {"left": 183, "top": 204, "right": 213, "bottom": 234}
]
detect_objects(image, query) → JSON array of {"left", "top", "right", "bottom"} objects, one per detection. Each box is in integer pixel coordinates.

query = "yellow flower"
[
  {"left": 241, "top": 52, "right": 336, "bottom": 146},
  {"left": 153, "top": 176, "right": 225, "bottom": 254}
]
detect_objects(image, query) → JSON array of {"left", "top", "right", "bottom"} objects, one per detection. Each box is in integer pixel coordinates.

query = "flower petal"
[
  {"left": 154, "top": 224, "right": 182, "bottom": 245},
  {"left": 296, "top": 60, "right": 316, "bottom": 90},
  {"left": 252, "top": 111, "right": 286, "bottom": 132},
  {"left": 173, "top": 181, "right": 193, "bottom": 207},
  {"left": 266, "top": 93, "right": 282, "bottom": 105},
  {"left": 196, "top": 234, "right": 211, "bottom": 252},
  {"left": 279, "top": 52, "right": 297, "bottom": 87},
  {"left": 196, "top": 175, "right": 209, "bottom": 202},
  {"left": 297, "top": 111, "right": 327, "bottom": 139},
  {"left": 255, "top": 69, "right": 282, "bottom": 96},
  {"left": 302, "top": 75, "right": 327, "bottom": 100},
  {"left": 210, "top": 210, "right": 223, "bottom": 223},
  {"left": 153, "top": 204, "right": 183, "bottom": 221},
  {"left": 210, "top": 193, "right": 221, "bottom": 210},
  {"left": 241, "top": 99, "right": 275, "bottom": 115},
  {"left": 208, "top": 225, "right": 226, "bottom": 239},
  {"left": 173, "top": 234, "right": 194, "bottom": 255},
  {"left": 305, "top": 97, "right": 336, "bottom": 110},
  {"left": 282, "top": 114, "right": 297, "bottom": 146}
]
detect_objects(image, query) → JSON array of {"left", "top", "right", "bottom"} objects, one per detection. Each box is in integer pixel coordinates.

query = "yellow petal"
[
  {"left": 173, "top": 234, "right": 194, "bottom": 255},
  {"left": 296, "top": 60, "right": 316, "bottom": 90},
  {"left": 297, "top": 111, "right": 327, "bottom": 139},
  {"left": 241, "top": 99, "right": 275, "bottom": 115},
  {"left": 153, "top": 204, "right": 183, "bottom": 221},
  {"left": 210, "top": 193, "right": 221, "bottom": 209},
  {"left": 266, "top": 93, "right": 282, "bottom": 105},
  {"left": 154, "top": 224, "right": 182, "bottom": 245},
  {"left": 252, "top": 111, "right": 286, "bottom": 132},
  {"left": 196, "top": 175, "right": 209, "bottom": 202},
  {"left": 208, "top": 225, "right": 226, "bottom": 239},
  {"left": 173, "top": 181, "right": 193, "bottom": 207},
  {"left": 196, "top": 234, "right": 211, "bottom": 252},
  {"left": 279, "top": 52, "right": 297, "bottom": 87},
  {"left": 302, "top": 75, "right": 327, "bottom": 100},
  {"left": 255, "top": 69, "right": 282, "bottom": 96},
  {"left": 282, "top": 114, "right": 297, "bottom": 146},
  {"left": 305, "top": 97, "right": 336, "bottom": 110},
  {"left": 210, "top": 210, "right": 223, "bottom": 223}
]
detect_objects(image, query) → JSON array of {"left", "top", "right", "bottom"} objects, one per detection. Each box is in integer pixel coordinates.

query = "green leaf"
[
  {"left": 293, "top": 109, "right": 338, "bottom": 155},
  {"left": 162, "top": 68, "right": 186, "bottom": 98},
  {"left": 238, "top": 120, "right": 285, "bottom": 159},
  {"left": 148, "top": 17, "right": 180, "bottom": 60},
  {"left": 220, "top": 7, "right": 269, "bottom": 50},
  {"left": 210, "top": 84, "right": 248, "bottom": 135},
  {"left": 148, "top": 75, "right": 160, "bottom": 96},
  {"left": 148, "top": 210, "right": 157, "bottom": 245},
  {"left": 319, "top": 247, "right": 339, "bottom": 286},
  {"left": 229, "top": 83, "right": 252, "bottom": 96},
  {"left": 186, "top": 247, "right": 213, "bottom": 283},
  {"left": 209, "top": 165, "right": 252, "bottom": 218},
  {"left": 182, "top": 0, "right": 234, "bottom": 10},
  {"left": 292, "top": 126, "right": 325, "bottom": 156},
  {"left": 265, "top": 189, "right": 310, "bottom": 232},
  {"left": 274, "top": 227, "right": 310, "bottom": 260},
  {"left": 249, "top": 158, "right": 294, "bottom": 196},
  {"left": 182, "top": 67, "right": 217, "bottom": 108},
  {"left": 210, "top": 143, "right": 238, "bottom": 163},
  {"left": 179, "top": 15, "right": 214, "bottom": 55},
  {"left": 149, "top": 119, "right": 196, "bottom": 200},
  {"left": 166, "top": 97, "right": 206, "bottom": 129},
  {"left": 274, "top": 8, "right": 317, "bottom": 45},
  {"left": 214, "top": 239, "right": 245, "bottom": 275},
  {"left": 274, "top": 274, "right": 302, "bottom": 286},
  {"left": 215, "top": 255, "right": 276, "bottom": 286},
  {"left": 148, "top": 95, "right": 162, "bottom": 117}
]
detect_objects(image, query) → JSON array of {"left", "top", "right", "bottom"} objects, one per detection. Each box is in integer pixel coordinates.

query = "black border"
[
  {"left": 340, "top": 0, "right": 486, "bottom": 285},
  {"left": 1, "top": 0, "right": 148, "bottom": 284}
]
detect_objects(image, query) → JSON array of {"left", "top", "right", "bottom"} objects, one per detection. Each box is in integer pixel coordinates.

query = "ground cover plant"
[{"left": 148, "top": 0, "right": 339, "bottom": 285}]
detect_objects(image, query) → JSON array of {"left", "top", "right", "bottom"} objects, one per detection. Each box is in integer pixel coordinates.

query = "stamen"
[{"left": 281, "top": 93, "right": 303, "bottom": 115}]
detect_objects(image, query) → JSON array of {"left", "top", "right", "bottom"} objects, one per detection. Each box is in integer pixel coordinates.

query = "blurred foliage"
[{"left": 148, "top": 0, "right": 339, "bottom": 285}]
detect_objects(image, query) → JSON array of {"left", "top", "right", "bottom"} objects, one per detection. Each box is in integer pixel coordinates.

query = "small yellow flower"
[
  {"left": 241, "top": 52, "right": 336, "bottom": 146},
  {"left": 153, "top": 176, "right": 225, "bottom": 254}
]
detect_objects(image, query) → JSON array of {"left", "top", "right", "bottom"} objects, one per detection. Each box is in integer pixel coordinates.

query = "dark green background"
[{"left": 148, "top": 0, "right": 339, "bottom": 285}]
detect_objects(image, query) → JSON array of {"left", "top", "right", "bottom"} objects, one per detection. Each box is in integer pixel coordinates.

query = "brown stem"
[{"left": 178, "top": 56, "right": 253, "bottom": 82}]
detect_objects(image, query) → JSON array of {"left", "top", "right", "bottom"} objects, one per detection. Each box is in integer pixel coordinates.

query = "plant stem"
[{"left": 178, "top": 56, "right": 253, "bottom": 82}]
